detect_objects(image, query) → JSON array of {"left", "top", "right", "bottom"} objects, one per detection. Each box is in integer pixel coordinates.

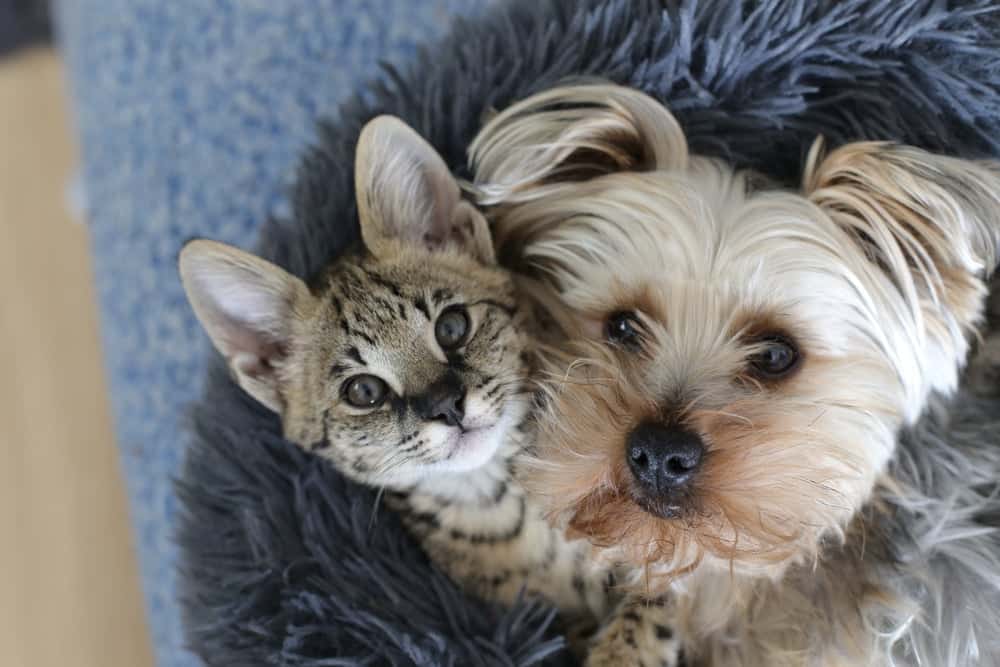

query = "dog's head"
[{"left": 472, "top": 84, "right": 1000, "bottom": 579}]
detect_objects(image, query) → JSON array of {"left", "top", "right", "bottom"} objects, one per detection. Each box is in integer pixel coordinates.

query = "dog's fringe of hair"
[{"left": 469, "top": 82, "right": 689, "bottom": 207}]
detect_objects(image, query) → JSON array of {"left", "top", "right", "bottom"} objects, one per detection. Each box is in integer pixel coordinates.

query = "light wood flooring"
[{"left": 0, "top": 47, "right": 154, "bottom": 667}]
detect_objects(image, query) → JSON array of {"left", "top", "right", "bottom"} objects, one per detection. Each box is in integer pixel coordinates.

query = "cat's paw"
[{"left": 585, "top": 597, "right": 684, "bottom": 667}]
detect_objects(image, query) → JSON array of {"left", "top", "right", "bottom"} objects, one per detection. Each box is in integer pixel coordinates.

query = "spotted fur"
[
  {"left": 585, "top": 596, "right": 685, "bottom": 667},
  {"left": 178, "top": 115, "right": 621, "bottom": 646}
]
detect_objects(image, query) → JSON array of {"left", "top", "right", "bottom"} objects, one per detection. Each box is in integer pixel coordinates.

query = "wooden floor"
[{"left": 0, "top": 48, "right": 154, "bottom": 667}]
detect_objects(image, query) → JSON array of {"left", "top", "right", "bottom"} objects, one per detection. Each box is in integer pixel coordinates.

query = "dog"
[{"left": 468, "top": 83, "right": 1000, "bottom": 666}]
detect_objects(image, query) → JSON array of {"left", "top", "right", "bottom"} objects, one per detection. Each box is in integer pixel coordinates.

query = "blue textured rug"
[
  {"left": 56, "top": 0, "right": 1000, "bottom": 665},
  {"left": 54, "top": 2, "right": 488, "bottom": 665}
]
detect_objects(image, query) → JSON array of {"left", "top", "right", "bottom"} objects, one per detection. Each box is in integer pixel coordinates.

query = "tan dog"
[{"left": 471, "top": 83, "right": 1000, "bottom": 666}]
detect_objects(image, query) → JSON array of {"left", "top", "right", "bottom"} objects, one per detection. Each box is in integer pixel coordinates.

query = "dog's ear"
[
  {"left": 179, "top": 239, "right": 313, "bottom": 413},
  {"left": 355, "top": 115, "right": 494, "bottom": 264},
  {"left": 470, "top": 83, "right": 688, "bottom": 206},
  {"left": 804, "top": 138, "right": 1000, "bottom": 330}
]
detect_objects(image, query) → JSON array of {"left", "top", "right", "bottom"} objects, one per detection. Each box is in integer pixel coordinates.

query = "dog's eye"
[
  {"left": 343, "top": 374, "right": 389, "bottom": 408},
  {"left": 606, "top": 311, "right": 643, "bottom": 349},
  {"left": 748, "top": 336, "right": 800, "bottom": 379},
  {"left": 435, "top": 306, "right": 470, "bottom": 350}
]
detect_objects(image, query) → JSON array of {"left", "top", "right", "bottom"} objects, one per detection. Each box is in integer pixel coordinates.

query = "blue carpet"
[{"left": 54, "top": 2, "right": 488, "bottom": 664}]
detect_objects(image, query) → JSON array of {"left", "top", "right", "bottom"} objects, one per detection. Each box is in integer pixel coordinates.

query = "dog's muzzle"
[{"left": 626, "top": 421, "right": 704, "bottom": 515}]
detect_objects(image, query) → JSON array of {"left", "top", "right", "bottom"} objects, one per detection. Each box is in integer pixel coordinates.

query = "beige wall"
[{"left": 0, "top": 48, "right": 154, "bottom": 667}]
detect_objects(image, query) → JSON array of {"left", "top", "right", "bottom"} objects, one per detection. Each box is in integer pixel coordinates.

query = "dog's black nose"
[
  {"left": 414, "top": 375, "right": 466, "bottom": 427},
  {"left": 625, "top": 422, "right": 704, "bottom": 494}
]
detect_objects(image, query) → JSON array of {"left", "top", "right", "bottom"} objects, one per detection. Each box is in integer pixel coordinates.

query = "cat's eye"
[
  {"left": 343, "top": 374, "right": 389, "bottom": 408},
  {"left": 435, "top": 306, "right": 470, "bottom": 350},
  {"left": 747, "top": 335, "right": 800, "bottom": 379},
  {"left": 606, "top": 311, "right": 642, "bottom": 349}
]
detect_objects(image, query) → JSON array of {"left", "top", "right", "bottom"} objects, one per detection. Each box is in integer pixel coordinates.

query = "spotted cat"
[{"left": 178, "top": 116, "right": 615, "bottom": 638}]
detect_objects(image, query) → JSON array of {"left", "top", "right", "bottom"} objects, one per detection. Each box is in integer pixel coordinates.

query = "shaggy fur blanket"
[
  {"left": 0, "top": 0, "right": 50, "bottom": 56},
  {"left": 178, "top": 1, "right": 1000, "bottom": 664}
]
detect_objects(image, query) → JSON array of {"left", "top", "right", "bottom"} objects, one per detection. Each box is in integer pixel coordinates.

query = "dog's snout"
[{"left": 626, "top": 422, "right": 704, "bottom": 495}]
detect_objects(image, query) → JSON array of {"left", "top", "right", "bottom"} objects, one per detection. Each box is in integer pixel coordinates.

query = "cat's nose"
[
  {"left": 415, "top": 374, "right": 466, "bottom": 427},
  {"left": 426, "top": 392, "right": 465, "bottom": 427}
]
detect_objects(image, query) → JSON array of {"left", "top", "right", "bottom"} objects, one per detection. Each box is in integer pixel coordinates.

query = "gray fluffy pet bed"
[
  {"left": 0, "top": 0, "right": 50, "bottom": 56},
  {"left": 178, "top": 1, "right": 1000, "bottom": 664}
]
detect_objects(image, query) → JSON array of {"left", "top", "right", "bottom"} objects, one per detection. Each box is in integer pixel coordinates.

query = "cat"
[{"left": 178, "top": 115, "right": 615, "bottom": 641}]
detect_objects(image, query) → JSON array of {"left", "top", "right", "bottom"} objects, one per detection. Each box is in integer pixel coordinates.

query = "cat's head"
[{"left": 179, "top": 117, "right": 529, "bottom": 488}]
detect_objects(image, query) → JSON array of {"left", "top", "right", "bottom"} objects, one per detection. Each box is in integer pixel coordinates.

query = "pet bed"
[
  {"left": 178, "top": 1, "right": 1000, "bottom": 664},
  {"left": 0, "top": 0, "right": 50, "bottom": 57}
]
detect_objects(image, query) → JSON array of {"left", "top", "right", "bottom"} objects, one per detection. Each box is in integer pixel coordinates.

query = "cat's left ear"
[{"left": 355, "top": 115, "right": 494, "bottom": 264}]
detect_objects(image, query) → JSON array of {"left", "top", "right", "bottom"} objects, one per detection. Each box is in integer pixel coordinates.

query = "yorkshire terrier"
[{"left": 470, "top": 83, "right": 1000, "bottom": 666}]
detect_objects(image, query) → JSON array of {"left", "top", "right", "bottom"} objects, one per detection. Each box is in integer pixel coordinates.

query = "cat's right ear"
[
  {"left": 355, "top": 115, "right": 494, "bottom": 264},
  {"left": 178, "top": 239, "right": 311, "bottom": 413}
]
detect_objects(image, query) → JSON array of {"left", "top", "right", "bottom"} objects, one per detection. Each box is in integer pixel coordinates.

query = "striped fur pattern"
[
  {"left": 178, "top": 116, "right": 620, "bottom": 640},
  {"left": 470, "top": 83, "right": 1000, "bottom": 666}
]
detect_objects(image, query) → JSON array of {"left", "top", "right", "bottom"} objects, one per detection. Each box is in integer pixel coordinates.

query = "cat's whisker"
[
  {"left": 377, "top": 450, "right": 416, "bottom": 477},
  {"left": 368, "top": 486, "right": 386, "bottom": 535}
]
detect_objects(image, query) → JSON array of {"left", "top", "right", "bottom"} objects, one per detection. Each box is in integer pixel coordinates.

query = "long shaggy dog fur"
[{"left": 471, "top": 83, "right": 1000, "bottom": 666}]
